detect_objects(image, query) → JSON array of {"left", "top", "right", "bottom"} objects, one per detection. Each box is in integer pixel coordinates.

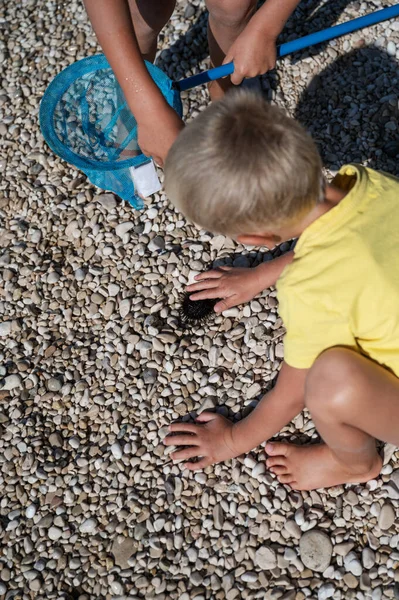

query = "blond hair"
[{"left": 164, "top": 90, "right": 323, "bottom": 237}]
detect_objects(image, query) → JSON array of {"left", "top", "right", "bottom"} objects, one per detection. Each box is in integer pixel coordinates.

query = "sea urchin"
[{"left": 179, "top": 292, "right": 219, "bottom": 326}]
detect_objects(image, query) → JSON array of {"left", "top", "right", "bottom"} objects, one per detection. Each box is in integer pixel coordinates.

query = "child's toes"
[
  {"left": 266, "top": 456, "right": 286, "bottom": 468},
  {"left": 269, "top": 465, "right": 288, "bottom": 476},
  {"left": 266, "top": 442, "right": 290, "bottom": 456},
  {"left": 277, "top": 474, "right": 295, "bottom": 485}
]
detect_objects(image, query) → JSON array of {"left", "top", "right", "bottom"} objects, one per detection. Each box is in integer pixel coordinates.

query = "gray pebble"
[{"left": 300, "top": 530, "right": 333, "bottom": 572}]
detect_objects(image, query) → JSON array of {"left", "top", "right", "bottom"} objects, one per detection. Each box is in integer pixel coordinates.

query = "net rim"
[{"left": 39, "top": 54, "right": 182, "bottom": 171}]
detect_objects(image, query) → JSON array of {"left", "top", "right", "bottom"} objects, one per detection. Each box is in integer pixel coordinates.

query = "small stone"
[
  {"left": 0, "top": 583, "right": 6, "bottom": 594},
  {"left": 148, "top": 235, "right": 165, "bottom": 252},
  {"left": 378, "top": 502, "right": 395, "bottom": 530},
  {"left": 69, "top": 436, "right": 80, "bottom": 449},
  {"left": 47, "top": 271, "right": 60, "bottom": 284},
  {"left": 158, "top": 332, "right": 177, "bottom": 344},
  {"left": 47, "top": 378, "right": 62, "bottom": 392},
  {"left": 108, "top": 283, "right": 120, "bottom": 297},
  {"left": 48, "top": 527, "right": 63, "bottom": 541},
  {"left": 362, "top": 548, "right": 375, "bottom": 569},
  {"left": 275, "top": 343, "right": 284, "bottom": 358},
  {"left": 38, "top": 515, "right": 53, "bottom": 528},
  {"left": 91, "top": 293, "right": 105, "bottom": 305},
  {"left": 0, "top": 321, "right": 12, "bottom": 337},
  {"left": 382, "top": 481, "right": 399, "bottom": 500},
  {"left": 344, "top": 552, "right": 362, "bottom": 576},
  {"left": 0, "top": 569, "right": 10, "bottom": 582},
  {"left": 110, "top": 443, "right": 123, "bottom": 460},
  {"left": 119, "top": 299, "right": 131, "bottom": 318},
  {"left": 190, "top": 572, "right": 203, "bottom": 586},
  {"left": 299, "top": 530, "right": 333, "bottom": 572},
  {"left": 29, "top": 579, "right": 41, "bottom": 592},
  {"left": 110, "top": 581, "right": 123, "bottom": 595},
  {"left": 115, "top": 222, "right": 134, "bottom": 237},
  {"left": 96, "top": 193, "right": 116, "bottom": 210},
  {"left": 344, "top": 490, "right": 358, "bottom": 505},
  {"left": 184, "top": 3, "right": 196, "bottom": 18},
  {"left": 343, "top": 573, "right": 359, "bottom": 589},
  {"left": 164, "top": 477, "right": 175, "bottom": 495},
  {"left": 246, "top": 383, "right": 261, "bottom": 399},
  {"left": 49, "top": 433, "right": 63, "bottom": 447},
  {"left": 79, "top": 518, "right": 97, "bottom": 534},
  {"left": 143, "top": 368, "right": 158, "bottom": 385},
  {"left": 284, "top": 520, "right": 301, "bottom": 539},
  {"left": 254, "top": 545, "right": 277, "bottom": 570},
  {"left": 111, "top": 536, "right": 137, "bottom": 569},
  {"left": 1, "top": 374, "right": 22, "bottom": 390},
  {"left": 74, "top": 268, "right": 86, "bottom": 281},
  {"left": 387, "top": 41, "right": 396, "bottom": 56},
  {"left": 25, "top": 504, "right": 37, "bottom": 519},
  {"left": 391, "top": 468, "right": 399, "bottom": 488},
  {"left": 318, "top": 583, "right": 335, "bottom": 600},
  {"left": 24, "top": 569, "right": 39, "bottom": 581},
  {"left": 213, "top": 504, "right": 224, "bottom": 529},
  {"left": 334, "top": 541, "right": 355, "bottom": 557},
  {"left": 154, "top": 518, "right": 166, "bottom": 532},
  {"left": 222, "top": 347, "right": 235, "bottom": 362},
  {"left": 241, "top": 572, "right": 258, "bottom": 583},
  {"left": 198, "top": 397, "right": 216, "bottom": 413}
]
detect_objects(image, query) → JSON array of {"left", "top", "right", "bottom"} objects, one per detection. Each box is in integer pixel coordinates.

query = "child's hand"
[
  {"left": 187, "top": 266, "right": 265, "bottom": 313},
  {"left": 164, "top": 412, "right": 239, "bottom": 470},
  {"left": 223, "top": 24, "right": 277, "bottom": 85},
  {"left": 137, "top": 102, "right": 184, "bottom": 167}
]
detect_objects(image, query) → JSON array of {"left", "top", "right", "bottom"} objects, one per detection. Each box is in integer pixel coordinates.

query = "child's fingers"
[
  {"left": 195, "top": 412, "right": 217, "bottom": 422},
  {"left": 164, "top": 434, "right": 199, "bottom": 447},
  {"left": 187, "top": 280, "right": 220, "bottom": 292},
  {"left": 214, "top": 295, "right": 237, "bottom": 313},
  {"left": 169, "top": 422, "right": 199, "bottom": 434},
  {"left": 189, "top": 290, "right": 223, "bottom": 301},
  {"left": 171, "top": 447, "right": 202, "bottom": 461},
  {"left": 194, "top": 270, "right": 226, "bottom": 281}
]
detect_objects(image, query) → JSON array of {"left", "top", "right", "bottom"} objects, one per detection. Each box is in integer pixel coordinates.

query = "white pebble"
[
  {"left": 79, "top": 518, "right": 97, "bottom": 534},
  {"left": 110, "top": 442, "right": 123, "bottom": 460},
  {"left": 25, "top": 505, "right": 37, "bottom": 519}
]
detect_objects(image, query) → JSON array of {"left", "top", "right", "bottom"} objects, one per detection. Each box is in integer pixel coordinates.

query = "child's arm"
[
  {"left": 187, "top": 251, "right": 294, "bottom": 313},
  {"left": 224, "top": 0, "right": 301, "bottom": 84},
  {"left": 165, "top": 362, "right": 307, "bottom": 470},
  {"left": 83, "top": 0, "right": 183, "bottom": 165}
]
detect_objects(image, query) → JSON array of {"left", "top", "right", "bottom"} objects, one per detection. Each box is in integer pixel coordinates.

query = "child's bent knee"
[
  {"left": 130, "top": 0, "right": 176, "bottom": 38},
  {"left": 305, "top": 348, "right": 361, "bottom": 414},
  {"left": 206, "top": 0, "right": 257, "bottom": 28}
]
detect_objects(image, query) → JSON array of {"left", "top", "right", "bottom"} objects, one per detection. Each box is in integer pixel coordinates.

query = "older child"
[
  {"left": 83, "top": 0, "right": 300, "bottom": 165},
  {"left": 163, "top": 90, "right": 399, "bottom": 491}
]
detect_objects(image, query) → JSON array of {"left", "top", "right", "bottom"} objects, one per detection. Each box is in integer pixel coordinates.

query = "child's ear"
[{"left": 237, "top": 233, "right": 280, "bottom": 248}]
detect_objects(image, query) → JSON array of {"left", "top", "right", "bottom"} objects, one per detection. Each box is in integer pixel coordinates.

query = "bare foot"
[{"left": 265, "top": 442, "right": 382, "bottom": 491}]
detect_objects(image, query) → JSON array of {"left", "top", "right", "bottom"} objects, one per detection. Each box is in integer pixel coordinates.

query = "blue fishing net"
[{"left": 40, "top": 55, "right": 182, "bottom": 208}]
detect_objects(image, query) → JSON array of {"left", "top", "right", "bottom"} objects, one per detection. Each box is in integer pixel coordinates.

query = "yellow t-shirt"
[{"left": 277, "top": 164, "right": 399, "bottom": 376}]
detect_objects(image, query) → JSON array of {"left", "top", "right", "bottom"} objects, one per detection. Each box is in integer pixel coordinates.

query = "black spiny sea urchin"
[{"left": 179, "top": 292, "right": 219, "bottom": 326}]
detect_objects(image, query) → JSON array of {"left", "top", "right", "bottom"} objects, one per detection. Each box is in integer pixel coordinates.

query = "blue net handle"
[{"left": 176, "top": 4, "right": 399, "bottom": 91}]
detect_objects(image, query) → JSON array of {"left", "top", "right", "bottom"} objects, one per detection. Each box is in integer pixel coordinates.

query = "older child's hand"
[
  {"left": 223, "top": 25, "right": 277, "bottom": 85},
  {"left": 164, "top": 412, "right": 239, "bottom": 470},
  {"left": 187, "top": 266, "right": 265, "bottom": 313}
]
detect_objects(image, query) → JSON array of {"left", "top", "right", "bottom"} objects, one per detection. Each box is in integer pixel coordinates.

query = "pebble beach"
[{"left": 1, "top": 0, "right": 399, "bottom": 599}]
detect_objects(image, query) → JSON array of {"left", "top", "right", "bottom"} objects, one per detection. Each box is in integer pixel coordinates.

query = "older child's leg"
[
  {"left": 205, "top": 0, "right": 257, "bottom": 99},
  {"left": 266, "top": 348, "right": 399, "bottom": 490},
  {"left": 128, "top": 0, "right": 176, "bottom": 61}
]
